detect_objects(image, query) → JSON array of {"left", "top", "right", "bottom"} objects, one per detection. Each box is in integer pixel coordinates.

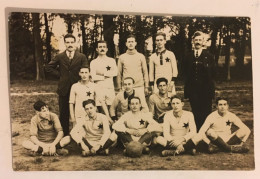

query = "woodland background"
[{"left": 8, "top": 13, "right": 252, "bottom": 83}]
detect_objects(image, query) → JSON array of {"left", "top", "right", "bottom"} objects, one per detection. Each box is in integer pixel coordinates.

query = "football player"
[
  {"left": 112, "top": 96, "right": 161, "bottom": 154},
  {"left": 173, "top": 97, "right": 251, "bottom": 154},
  {"left": 90, "top": 40, "right": 117, "bottom": 119},
  {"left": 149, "top": 32, "right": 178, "bottom": 95},
  {"left": 70, "top": 99, "right": 117, "bottom": 156},
  {"left": 22, "top": 100, "right": 70, "bottom": 156},
  {"left": 154, "top": 95, "right": 197, "bottom": 156},
  {"left": 110, "top": 77, "right": 148, "bottom": 121}
]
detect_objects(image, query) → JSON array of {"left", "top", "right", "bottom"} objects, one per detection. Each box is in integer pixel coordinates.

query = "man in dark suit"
[
  {"left": 183, "top": 31, "right": 216, "bottom": 131},
  {"left": 45, "top": 33, "right": 89, "bottom": 136}
]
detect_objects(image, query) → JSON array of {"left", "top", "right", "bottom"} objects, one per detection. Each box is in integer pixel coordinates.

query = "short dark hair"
[
  {"left": 192, "top": 31, "right": 203, "bottom": 39},
  {"left": 128, "top": 96, "right": 142, "bottom": 110},
  {"left": 80, "top": 66, "right": 90, "bottom": 71},
  {"left": 216, "top": 97, "right": 228, "bottom": 105},
  {"left": 156, "top": 77, "right": 168, "bottom": 86},
  {"left": 96, "top": 40, "right": 107, "bottom": 48},
  {"left": 123, "top": 77, "right": 135, "bottom": 84},
  {"left": 82, "top": 99, "right": 96, "bottom": 108},
  {"left": 64, "top": 33, "right": 76, "bottom": 42},
  {"left": 33, "top": 100, "right": 47, "bottom": 111},
  {"left": 155, "top": 32, "right": 166, "bottom": 40},
  {"left": 170, "top": 94, "right": 184, "bottom": 102},
  {"left": 126, "top": 34, "right": 136, "bottom": 41}
]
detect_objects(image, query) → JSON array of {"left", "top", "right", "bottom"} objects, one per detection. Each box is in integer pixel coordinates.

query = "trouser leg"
[{"left": 59, "top": 94, "right": 70, "bottom": 136}]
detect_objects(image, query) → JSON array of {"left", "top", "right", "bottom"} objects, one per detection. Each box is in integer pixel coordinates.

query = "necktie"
[
  {"left": 68, "top": 52, "right": 72, "bottom": 60},
  {"left": 195, "top": 50, "right": 199, "bottom": 58}
]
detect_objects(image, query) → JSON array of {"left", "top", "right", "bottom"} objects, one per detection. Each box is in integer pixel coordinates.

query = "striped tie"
[{"left": 195, "top": 50, "right": 198, "bottom": 58}]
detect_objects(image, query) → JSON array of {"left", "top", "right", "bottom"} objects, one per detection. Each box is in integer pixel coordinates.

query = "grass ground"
[{"left": 10, "top": 80, "right": 254, "bottom": 171}]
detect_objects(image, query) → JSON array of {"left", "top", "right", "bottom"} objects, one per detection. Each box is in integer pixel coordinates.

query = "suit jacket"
[
  {"left": 45, "top": 50, "right": 89, "bottom": 96},
  {"left": 183, "top": 49, "right": 216, "bottom": 99}
]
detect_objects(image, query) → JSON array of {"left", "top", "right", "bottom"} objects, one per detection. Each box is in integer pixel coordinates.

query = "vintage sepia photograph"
[{"left": 7, "top": 8, "right": 255, "bottom": 171}]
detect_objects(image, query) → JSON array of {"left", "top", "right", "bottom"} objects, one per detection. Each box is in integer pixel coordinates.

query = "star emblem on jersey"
[
  {"left": 226, "top": 120, "right": 232, "bottom": 126},
  {"left": 86, "top": 91, "right": 92, "bottom": 96},
  {"left": 48, "top": 120, "right": 53, "bottom": 125},
  {"left": 183, "top": 122, "right": 189, "bottom": 128},
  {"left": 98, "top": 123, "right": 103, "bottom": 129},
  {"left": 139, "top": 119, "right": 145, "bottom": 125},
  {"left": 165, "top": 57, "right": 170, "bottom": 62},
  {"left": 106, "top": 66, "right": 111, "bottom": 71}
]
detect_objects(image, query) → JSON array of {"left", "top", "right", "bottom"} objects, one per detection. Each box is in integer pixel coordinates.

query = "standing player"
[
  {"left": 22, "top": 100, "right": 70, "bottom": 156},
  {"left": 110, "top": 77, "right": 149, "bottom": 121},
  {"left": 70, "top": 99, "right": 117, "bottom": 156},
  {"left": 149, "top": 32, "right": 178, "bottom": 95},
  {"left": 69, "top": 67, "right": 113, "bottom": 126},
  {"left": 183, "top": 31, "right": 216, "bottom": 131},
  {"left": 45, "top": 33, "right": 89, "bottom": 136},
  {"left": 90, "top": 40, "right": 117, "bottom": 114},
  {"left": 112, "top": 97, "right": 161, "bottom": 153},
  {"left": 149, "top": 77, "right": 173, "bottom": 124},
  {"left": 117, "top": 34, "right": 149, "bottom": 106},
  {"left": 154, "top": 95, "right": 197, "bottom": 156}
]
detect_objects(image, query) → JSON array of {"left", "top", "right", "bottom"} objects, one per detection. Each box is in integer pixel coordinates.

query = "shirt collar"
[
  {"left": 124, "top": 90, "right": 135, "bottom": 99},
  {"left": 126, "top": 49, "right": 137, "bottom": 55},
  {"left": 156, "top": 49, "right": 166, "bottom": 56},
  {"left": 194, "top": 49, "right": 203, "bottom": 57},
  {"left": 66, "top": 50, "right": 75, "bottom": 58},
  {"left": 37, "top": 114, "right": 51, "bottom": 121}
]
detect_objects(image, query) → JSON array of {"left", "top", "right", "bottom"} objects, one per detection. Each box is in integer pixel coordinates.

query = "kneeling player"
[
  {"left": 22, "top": 100, "right": 70, "bottom": 156},
  {"left": 177, "top": 97, "right": 251, "bottom": 154},
  {"left": 70, "top": 99, "right": 117, "bottom": 156},
  {"left": 112, "top": 96, "right": 161, "bottom": 155},
  {"left": 154, "top": 95, "right": 197, "bottom": 156}
]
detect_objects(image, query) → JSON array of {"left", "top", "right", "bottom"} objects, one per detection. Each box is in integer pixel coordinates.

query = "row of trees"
[{"left": 8, "top": 12, "right": 252, "bottom": 81}]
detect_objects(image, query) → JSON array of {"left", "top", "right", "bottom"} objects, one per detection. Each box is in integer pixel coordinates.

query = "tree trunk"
[
  {"left": 32, "top": 13, "right": 45, "bottom": 80},
  {"left": 44, "top": 13, "right": 52, "bottom": 63},
  {"left": 224, "top": 28, "right": 231, "bottom": 81},
  {"left": 136, "top": 15, "right": 144, "bottom": 54},
  {"left": 103, "top": 15, "right": 115, "bottom": 58},
  {"left": 80, "top": 16, "right": 87, "bottom": 57},
  {"left": 152, "top": 16, "right": 158, "bottom": 52}
]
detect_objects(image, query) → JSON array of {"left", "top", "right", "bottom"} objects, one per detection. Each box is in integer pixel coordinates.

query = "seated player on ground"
[
  {"left": 69, "top": 67, "right": 113, "bottom": 127},
  {"left": 154, "top": 95, "right": 197, "bottom": 156},
  {"left": 110, "top": 77, "right": 148, "bottom": 121},
  {"left": 70, "top": 99, "right": 117, "bottom": 156},
  {"left": 22, "top": 100, "right": 70, "bottom": 156},
  {"left": 112, "top": 96, "right": 161, "bottom": 156},
  {"left": 175, "top": 97, "right": 251, "bottom": 154}
]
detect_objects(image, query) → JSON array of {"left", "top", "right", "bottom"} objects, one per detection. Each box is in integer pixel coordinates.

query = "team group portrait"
[{"left": 9, "top": 11, "right": 254, "bottom": 170}]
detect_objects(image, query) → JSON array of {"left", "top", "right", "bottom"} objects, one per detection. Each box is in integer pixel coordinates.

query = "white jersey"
[
  {"left": 70, "top": 113, "right": 111, "bottom": 146},
  {"left": 163, "top": 110, "right": 197, "bottom": 141},
  {"left": 90, "top": 56, "right": 117, "bottom": 89},
  {"left": 69, "top": 81, "right": 102, "bottom": 120},
  {"left": 199, "top": 110, "right": 249, "bottom": 137},
  {"left": 149, "top": 50, "right": 178, "bottom": 83},
  {"left": 112, "top": 111, "right": 162, "bottom": 133}
]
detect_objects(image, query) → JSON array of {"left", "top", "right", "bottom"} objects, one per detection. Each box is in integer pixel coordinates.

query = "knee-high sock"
[
  {"left": 102, "top": 139, "right": 114, "bottom": 149},
  {"left": 183, "top": 139, "right": 196, "bottom": 151},
  {"left": 82, "top": 138, "right": 93, "bottom": 149},
  {"left": 212, "top": 137, "right": 231, "bottom": 152},
  {"left": 138, "top": 132, "right": 152, "bottom": 144},
  {"left": 227, "top": 135, "right": 242, "bottom": 145},
  {"left": 116, "top": 131, "right": 133, "bottom": 145}
]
